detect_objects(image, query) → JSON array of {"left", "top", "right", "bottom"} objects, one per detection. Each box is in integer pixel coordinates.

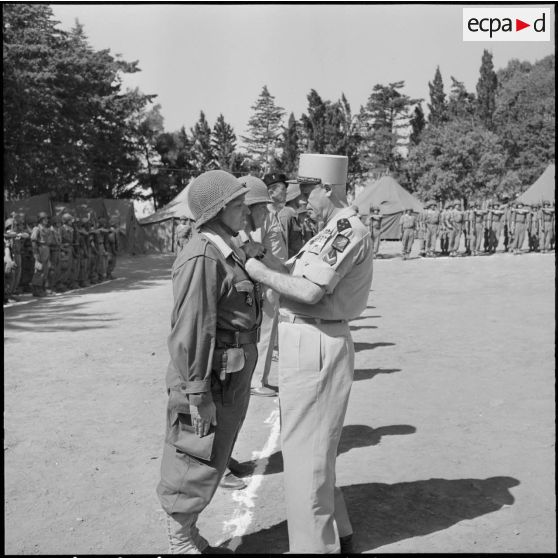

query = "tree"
[
  {"left": 211, "top": 114, "right": 237, "bottom": 172},
  {"left": 409, "top": 103, "right": 426, "bottom": 146},
  {"left": 241, "top": 85, "right": 285, "bottom": 174},
  {"left": 405, "top": 119, "right": 507, "bottom": 203},
  {"left": 476, "top": 49, "right": 498, "bottom": 130},
  {"left": 357, "top": 81, "right": 420, "bottom": 174},
  {"left": 190, "top": 111, "right": 215, "bottom": 174},
  {"left": 493, "top": 54, "right": 555, "bottom": 185},
  {"left": 300, "top": 89, "right": 328, "bottom": 153},
  {"left": 281, "top": 113, "right": 300, "bottom": 176},
  {"left": 427, "top": 66, "right": 447, "bottom": 125},
  {"left": 3, "top": 4, "right": 155, "bottom": 200},
  {"left": 447, "top": 77, "right": 476, "bottom": 122}
]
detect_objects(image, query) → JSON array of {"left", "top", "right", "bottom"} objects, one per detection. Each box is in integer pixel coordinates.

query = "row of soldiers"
[
  {"left": 366, "top": 199, "right": 555, "bottom": 259},
  {"left": 4, "top": 211, "right": 120, "bottom": 303}
]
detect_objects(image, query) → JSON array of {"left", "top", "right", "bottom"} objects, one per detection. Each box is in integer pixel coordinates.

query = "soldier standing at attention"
[
  {"left": 106, "top": 218, "right": 120, "bottom": 279},
  {"left": 58, "top": 213, "right": 75, "bottom": 291},
  {"left": 445, "top": 201, "right": 463, "bottom": 257},
  {"left": 69, "top": 216, "right": 81, "bottom": 290},
  {"left": 279, "top": 182, "right": 305, "bottom": 259},
  {"left": 527, "top": 204, "right": 540, "bottom": 252},
  {"left": 368, "top": 205, "right": 383, "bottom": 257},
  {"left": 400, "top": 208, "right": 416, "bottom": 260},
  {"left": 4, "top": 228, "right": 17, "bottom": 304},
  {"left": 424, "top": 200, "right": 440, "bottom": 257},
  {"left": 79, "top": 218, "right": 91, "bottom": 287},
  {"left": 88, "top": 219, "right": 100, "bottom": 284},
  {"left": 439, "top": 203, "right": 451, "bottom": 256},
  {"left": 243, "top": 154, "right": 373, "bottom": 554},
  {"left": 487, "top": 201, "right": 505, "bottom": 253},
  {"left": 30, "top": 212, "right": 51, "bottom": 297},
  {"left": 156, "top": 170, "right": 262, "bottom": 553},
  {"left": 47, "top": 215, "right": 62, "bottom": 293},
  {"left": 540, "top": 200, "right": 555, "bottom": 253},
  {"left": 471, "top": 202, "right": 487, "bottom": 256},
  {"left": 511, "top": 201, "right": 529, "bottom": 255},
  {"left": 416, "top": 206, "right": 427, "bottom": 257}
]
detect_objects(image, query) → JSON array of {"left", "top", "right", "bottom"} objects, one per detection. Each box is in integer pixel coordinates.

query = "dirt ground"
[{"left": 3, "top": 241, "right": 555, "bottom": 555}]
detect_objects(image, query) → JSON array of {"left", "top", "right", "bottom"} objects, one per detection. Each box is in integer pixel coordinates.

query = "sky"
[{"left": 50, "top": 3, "right": 555, "bottom": 142}]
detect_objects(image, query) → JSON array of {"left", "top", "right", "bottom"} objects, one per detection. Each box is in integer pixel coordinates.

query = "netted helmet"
[
  {"left": 239, "top": 176, "right": 271, "bottom": 206},
  {"left": 188, "top": 170, "right": 247, "bottom": 227},
  {"left": 62, "top": 213, "right": 73, "bottom": 224},
  {"left": 5, "top": 218, "right": 14, "bottom": 230},
  {"left": 37, "top": 211, "right": 49, "bottom": 221}
]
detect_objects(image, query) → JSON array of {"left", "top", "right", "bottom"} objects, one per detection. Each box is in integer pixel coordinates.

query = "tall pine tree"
[
  {"left": 447, "top": 77, "right": 476, "bottom": 121},
  {"left": 476, "top": 49, "right": 498, "bottom": 130},
  {"left": 212, "top": 114, "right": 236, "bottom": 172},
  {"left": 300, "top": 89, "right": 328, "bottom": 153},
  {"left": 427, "top": 66, "right": 447, "bottom": 125},
  {"left": 190, "top": 111, "right": 215, "bottom": 174},
  {"left": 281, "top": 113, "right": 300, "bottom": 176},
  {"left": 409, "top": 103, "right": 426, "bottom": 146},
  {"left": 241, "top": 85, "right": 285, "bottom": 174}
]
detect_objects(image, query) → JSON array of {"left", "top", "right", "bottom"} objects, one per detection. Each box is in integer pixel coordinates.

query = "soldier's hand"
[
  {"left": 190, "top": 400, "right": 217, "bottom": 437},
  {"left": 34, "top": 260, "right": 43, "bottom": 272}
]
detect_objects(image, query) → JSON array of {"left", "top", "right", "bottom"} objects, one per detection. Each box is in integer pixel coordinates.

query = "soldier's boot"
[{"left": 166, "top": 513, "right": 206, "bottom": 554}]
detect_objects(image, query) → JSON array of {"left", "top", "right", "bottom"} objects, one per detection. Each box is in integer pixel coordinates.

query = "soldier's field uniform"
[
  {"left": 30, "top": 212, "right": 51, "bottom": 297},
  {"left": 368, "top": 206, "right": 382, "bottom": 257},
  {"left": 400, "top": 209, "right": 416, "bottom": 260},
  {"left": 58, "top": 214, "right": 75, "bottom": 291},
  {"left": 156, "top": 170, "right": 262, "bottom": 554},
  {"left": 511, "top": 202, "right": 530, "bottom": 254},
  {"left": 487, "top": 202, "right": 505, "bottom": 253},
  {"left": 540, "top": 201, "right": 555, "bottom": 253},
  {"left": 446, "top": 201, "right": 464, "bottom": 256},
  {"left": 424, "top": 201, "right": 440, "bottom": 257}
]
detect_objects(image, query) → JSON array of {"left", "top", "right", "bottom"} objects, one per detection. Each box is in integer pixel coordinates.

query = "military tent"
[
  {"left": 516, "top": 164, "right": 555, "bottom": 205},
  {"left": 139, "top": 183, "right": 194, "bottom": 253},
  {"left": 353, "top": 175, "right": 424, "bottom": 239},
  {"left": 4, "top": 193, "right": 53, "bottom": 221}
]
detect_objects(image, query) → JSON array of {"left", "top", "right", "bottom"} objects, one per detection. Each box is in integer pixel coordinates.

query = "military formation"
[
  {"left": 366, "top": 198, "right": 555, "bottom": 259},
  {"left": 4, "top": 212, "right": 120, "bottom": 304}
]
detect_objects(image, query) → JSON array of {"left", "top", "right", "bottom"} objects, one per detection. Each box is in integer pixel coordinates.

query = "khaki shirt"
[
  {"left": 281, "top": 207, "right": 374, "bottom": 321},
  {"left": 166, "top": 225, "right": 261, "bottom": 398}
]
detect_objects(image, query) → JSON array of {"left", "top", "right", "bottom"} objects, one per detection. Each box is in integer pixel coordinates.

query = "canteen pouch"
[{"left": 166, "top": 391, "right": 215, "bottom": 461}]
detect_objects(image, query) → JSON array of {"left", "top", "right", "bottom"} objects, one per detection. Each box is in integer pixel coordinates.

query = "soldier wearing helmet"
[
  {"left": 4, "top": 214, "right": 30, "bottom": 299},
  {"left": 444, "top": 201, "right": 464, "bottom": 257},
  {"left": 78, "top": 218, "right": 91, "bottom": 287},
  {"left": 486, "top": 201, "right": 505, "bottom": 254},
  {"left": 106, "top": 218, "right": 120, "bottom": 280},
  {"left": 29, "top": 211, "right": 51, "bottom": 297},
  {"left": 510, "top": 200, "right": 530, "bottom": 254},
  {"left": 423, "top": 200, "right": 441, "bottom": 257},
  {"left": 279, "top": 182, "right": 306, "bottom": 259},
  {"left": 47, "top": 214, "right": 63, "bottom": 292},
  {"left": 58, "top": 213, "right": 75, "bottom": 291},
  {"left": 540, "top": 200, "right": 555, "bottom": 253},
  {"left": 470, "top": 201, "right": 488, "bottom": 256},
  {"left": 368, "top": 204, "right": 383, "bottom": 257},
  {"left": 400, "top": 207, "right": 416, "bottom": 260},
  {"left": 156, "top": 170, "right": 263, "bottom": 554}
]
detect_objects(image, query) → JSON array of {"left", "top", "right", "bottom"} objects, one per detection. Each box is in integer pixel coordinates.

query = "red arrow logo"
[{"left": 516, "top": 19, "right": 530, "bottom": 31}]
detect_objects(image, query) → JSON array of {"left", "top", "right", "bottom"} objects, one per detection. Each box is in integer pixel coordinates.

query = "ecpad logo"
[{"left": 463, "top": 8, "right": 551, "bottom": 42}]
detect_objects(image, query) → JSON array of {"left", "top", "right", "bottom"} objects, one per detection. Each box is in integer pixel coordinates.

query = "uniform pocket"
[{"left": 166, "top": 411, "right": 215, "bottom": 461}]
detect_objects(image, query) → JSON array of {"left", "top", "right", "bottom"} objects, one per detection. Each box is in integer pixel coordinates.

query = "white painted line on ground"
[{"left": 218, "top": 404, "right": 281, "bottom": 550}]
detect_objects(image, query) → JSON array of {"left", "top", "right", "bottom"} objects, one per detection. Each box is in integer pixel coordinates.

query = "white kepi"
[{"left": 297, "top": 154, "right": 349, "bottom": 199}]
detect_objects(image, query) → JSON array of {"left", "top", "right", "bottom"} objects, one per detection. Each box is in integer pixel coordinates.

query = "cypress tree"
[
  {"left": 212, "top": 114, "right": 237, "bottom": 172},
  {"left": 409, "top": 103, "right": 426, "bottom": 145},
  {"left": 427, "top": 66, "right": 447, "bottom": 125},
  {"left": 476, "top": 49, "right": 498, "bottom": 130}
]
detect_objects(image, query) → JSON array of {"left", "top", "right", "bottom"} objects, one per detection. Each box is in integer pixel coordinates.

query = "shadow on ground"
[
  {"left": 353, "top": 368, "right": 401, "bottom": 381},
  {"left": 354, "top": 341, "right": 395, "bottom": 352},
  {"left": 254, "top": 423, "right": 415, "bottom": 476},
  {"left": 225, "top": 476, "right": 519, "bottom": 553},
  {"left": 3, "top": 254, "right": 175, "bottom": 332}
]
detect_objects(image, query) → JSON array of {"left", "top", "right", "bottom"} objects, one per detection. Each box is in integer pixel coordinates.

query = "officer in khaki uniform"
[
  {"left": 400, "top": 207, "right": 416, "bottom": 260},
  {"left": 424, "top": 200, "right": 440, "bottom": 256},
  {"left": 244, "top": 154, "right": 374, "bottom": 554},
  {"left": 156, "top": 170, "right": 263, "bottom": 554}
]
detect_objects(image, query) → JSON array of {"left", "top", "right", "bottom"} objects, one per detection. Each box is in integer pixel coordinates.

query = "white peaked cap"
[{"left": 298, "top": 154, "right": 349, "bottom": 197}]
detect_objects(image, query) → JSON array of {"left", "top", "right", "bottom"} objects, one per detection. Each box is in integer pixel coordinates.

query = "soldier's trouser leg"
[
  {"left": 278, "top": 320, "right": 354, "bottom": 553},
  {"left": 402, "top": 230, "right": 414, "bottom": 255},
  {"left": 543, "top": 224, "right": 552, "bottom": 251},
  {"left": 89, "top": 256, "right": 98, "bottom": 282},
  {"left": 426, "top": 226, "right": 437, "bottom": 253},
  {"left": 513, "top": 224, "right": 526, "bottom": 252},
  {"left": 107, "top": 254, "right": 116, "bottom": 277},
  {"left": 12, "top": 254, "right": 22, "bottom": 293},
  {"left": 80, "top": 257, "right": 89, "bottom": 285},
  {"left": 157, "top": 345, "right": 257, "bottom": 551},
  {"left": 373, "top": 234, "right": 380, "bottom": 255},
  {"left": 252, "top": 289, "right": 279, "bottom": 388},
  {"left": 58, "top": 250, "right": 72, "bottom": 288}
]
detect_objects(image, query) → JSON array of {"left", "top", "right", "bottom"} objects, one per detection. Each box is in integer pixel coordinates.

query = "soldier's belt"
[
  {"left": 216, "top": 328, "right": 260, "bottom": 347},
  {"left": 279, "top": 314, "right": 347, "bottom": 325}
]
